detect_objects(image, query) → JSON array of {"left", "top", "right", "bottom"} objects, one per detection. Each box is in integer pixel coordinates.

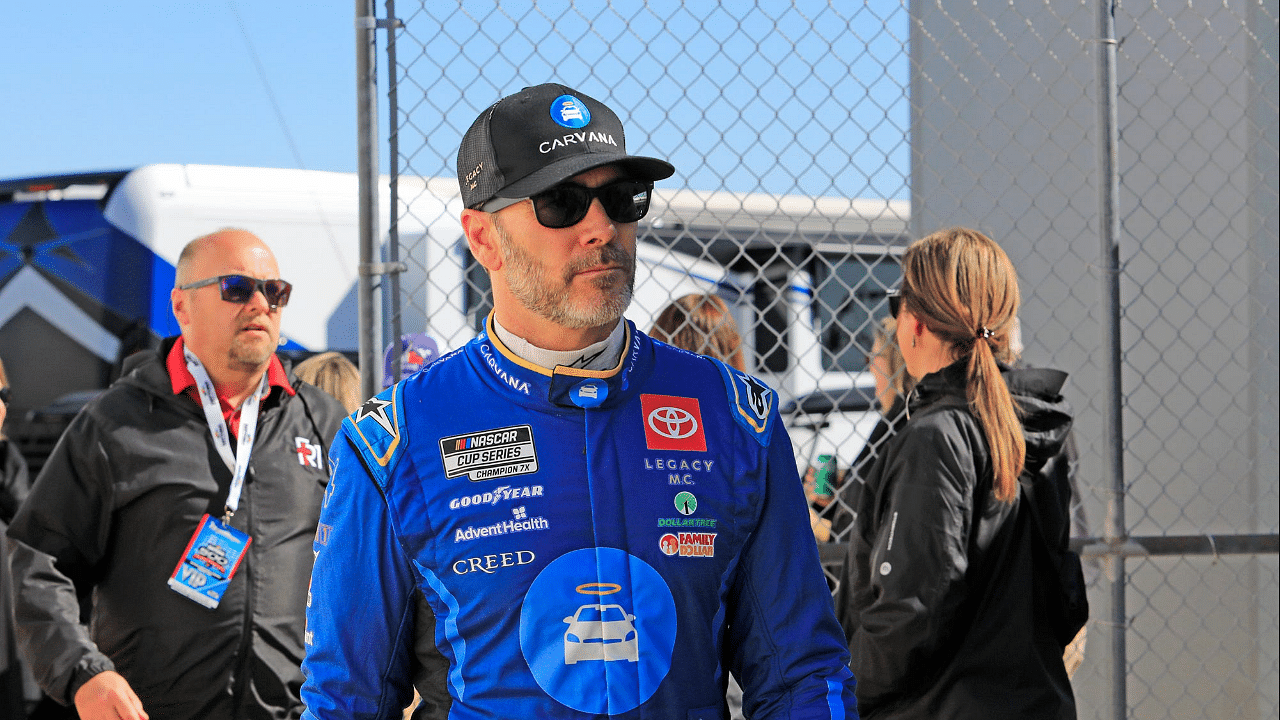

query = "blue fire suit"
[{"left": 301, "top": 319, "right": 856, "bottom": 719}]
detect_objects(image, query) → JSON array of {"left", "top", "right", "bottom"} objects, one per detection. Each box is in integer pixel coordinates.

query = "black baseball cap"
[{"left": 457, "top": 83, "right": 675, "bottom": 209}]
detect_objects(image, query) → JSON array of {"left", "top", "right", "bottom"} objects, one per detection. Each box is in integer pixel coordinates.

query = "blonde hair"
[
  {"left": 870, "top": 316, "right": 914, "bottom": 412},
  {"left": 294, "top": 352, "right": 361, "bottom": 413},
  {"left": 649, "top": 294, "right": 745, "bottom": 370},
  {"left": 901, "top": 227, "right": 1024, "bottom": 502}
]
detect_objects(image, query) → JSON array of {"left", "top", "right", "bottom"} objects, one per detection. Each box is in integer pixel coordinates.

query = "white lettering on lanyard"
[{"left": 184, "top": 347, "right": 268, "bottom": 521}]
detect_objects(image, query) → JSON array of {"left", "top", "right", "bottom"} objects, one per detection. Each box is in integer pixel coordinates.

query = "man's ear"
[
  {"left": 461, "top": 209, "right": 503, "bottom": 273},
  {"left": 171, "top": 287, "right": 190, "bottom": 330}
]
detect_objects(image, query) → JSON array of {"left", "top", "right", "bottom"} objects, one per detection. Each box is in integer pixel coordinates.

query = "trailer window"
[
  {"left": 813, "top": 253, "right": 901, "bottom": 372},
  {"left": 752, "top": 281, "right": 791, "bottom": 373}
]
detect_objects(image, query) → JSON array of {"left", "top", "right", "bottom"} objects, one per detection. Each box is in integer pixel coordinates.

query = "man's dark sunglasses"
[
  {"left": 178, "top": 274, "right": 293, "bottom": 308},
  {"left": 0, "top": 386, "right": 9, "bottom": 405},
  {"left": 482, "top": 179, "right": 654, "bottom": 229},
  {"left": 887, "top": 288, "right": 902, "bottom": 319}
]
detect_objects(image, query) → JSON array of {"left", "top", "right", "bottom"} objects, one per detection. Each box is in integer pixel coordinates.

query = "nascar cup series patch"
[{"left": 439, "top": 425, "right": 540, "bottom": 482}]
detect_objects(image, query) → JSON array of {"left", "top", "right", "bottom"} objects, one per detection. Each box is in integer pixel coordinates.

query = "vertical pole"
[
  {"left": 907, "top": 0, "right": 926, "bottom": 242},
  {"left": 1243, "top": 2, "right": 1279, "bottom": 716},
  {"left": 1095, "top": 1, "right": 1127, "bottom": 718},
  {"left": 355, "top": 0, "right": 381, "bottom": 401},
  {"left": 385, "top": 0, "right": 403, "bottom": 386}
]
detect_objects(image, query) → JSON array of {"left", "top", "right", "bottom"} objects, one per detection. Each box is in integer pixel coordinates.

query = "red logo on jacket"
[{"left": 640, "top": 394, "right": 707, "bottom": 452}]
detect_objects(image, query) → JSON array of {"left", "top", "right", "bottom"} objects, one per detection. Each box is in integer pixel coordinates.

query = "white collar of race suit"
[{"left": 491, "top": 316, "right": 626, "bottom": 372}]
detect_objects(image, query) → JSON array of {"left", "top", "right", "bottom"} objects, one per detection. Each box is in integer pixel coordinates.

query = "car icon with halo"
[{"left": 562, "top": 603, "right": 639, "bottom": 664}]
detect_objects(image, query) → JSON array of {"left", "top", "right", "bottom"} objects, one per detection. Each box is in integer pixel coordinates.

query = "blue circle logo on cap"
[
  {"left": 519, "top": 548, "right": 676, "bottom": 714},
  {"left": 550, "top": 95, "right": 591, "bottom": 129}
]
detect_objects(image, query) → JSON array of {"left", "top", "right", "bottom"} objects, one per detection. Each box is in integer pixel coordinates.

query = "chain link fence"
[{"left": 355, "top": 1, "right": 1278, "bottom": 717}]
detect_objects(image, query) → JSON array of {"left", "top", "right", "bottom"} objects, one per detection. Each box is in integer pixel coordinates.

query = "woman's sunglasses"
[
  {"left": 481, "top": 178, "right": 654, "bottom": 229},
  {"left": 887, "top": 288, "right": 902, "bottom": 319},
  {"left": 178, "top": 274, "right": 293, "bottom": 309}
]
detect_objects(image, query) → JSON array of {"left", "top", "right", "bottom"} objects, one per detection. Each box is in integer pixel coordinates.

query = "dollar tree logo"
[{"left": 674, "top": 492, "right": 697, "bottom": 516}]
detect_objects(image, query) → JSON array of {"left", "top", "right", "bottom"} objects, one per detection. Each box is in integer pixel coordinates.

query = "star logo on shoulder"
[
  {"left": 356, "top": 396, "right": 396, "bottom": 435},
  {"left": 738, "top": 372, "right": 773, "bottom": 421}
]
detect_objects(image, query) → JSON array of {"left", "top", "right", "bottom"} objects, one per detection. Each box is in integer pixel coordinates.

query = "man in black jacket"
[{"left": 6, "top": 229, "right": 347, "bottom": 720}]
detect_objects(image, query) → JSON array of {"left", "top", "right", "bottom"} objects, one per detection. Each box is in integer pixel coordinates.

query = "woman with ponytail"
[{"left": 836, "top": 228, "right": 1081, "bottom": 719}]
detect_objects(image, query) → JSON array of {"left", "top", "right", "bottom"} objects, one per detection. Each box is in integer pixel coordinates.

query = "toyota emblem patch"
[{"left": 640, "top": 394, "right": 707, "bottom": 452}]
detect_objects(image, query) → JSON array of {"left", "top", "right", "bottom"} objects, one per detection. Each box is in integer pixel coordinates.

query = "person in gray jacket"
[{"left": 6, "top": 229, "right": 346, "bottom": 720}]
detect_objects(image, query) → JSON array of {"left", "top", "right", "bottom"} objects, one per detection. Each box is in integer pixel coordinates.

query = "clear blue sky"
[
  {"left": 1, "top": 1, "right": 359, "bottom": 179},
  {"left": 2, "top": 1, "right": 910, "bottom": 199}
]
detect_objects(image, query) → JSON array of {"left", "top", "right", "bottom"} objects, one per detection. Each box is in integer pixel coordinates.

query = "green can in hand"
[{"left": 815, "top": 453, "right": 836, "bottom": 497}]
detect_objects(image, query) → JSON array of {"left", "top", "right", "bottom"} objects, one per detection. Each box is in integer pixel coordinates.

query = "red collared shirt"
[{"left": 167, "top": 337, "right": 295, "bottom": 435}]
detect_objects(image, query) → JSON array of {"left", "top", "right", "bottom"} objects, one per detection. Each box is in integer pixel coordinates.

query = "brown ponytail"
[{"left": 900, "top": 228, "right": 1025, "bottom": 502}]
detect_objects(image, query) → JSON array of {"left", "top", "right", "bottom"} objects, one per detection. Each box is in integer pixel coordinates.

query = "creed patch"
[
  {"left": 640, "top": 394, "right": 707, "bottom": 452},
  {"left": 440, "top": 425, "right": 539, "bottom": 481}
]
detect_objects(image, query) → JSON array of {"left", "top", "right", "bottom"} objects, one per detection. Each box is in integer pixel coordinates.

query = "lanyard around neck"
[{"left": 183, "top": 347, "right": 268, "bottom": 522}]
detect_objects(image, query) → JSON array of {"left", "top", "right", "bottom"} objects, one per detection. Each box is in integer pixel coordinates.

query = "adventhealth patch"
[
  {"left": 439, "top": 425, "right": 539, "bottom": 481},
  {"left": 168, "top": 514, "right": 251, "bottom": 609}
]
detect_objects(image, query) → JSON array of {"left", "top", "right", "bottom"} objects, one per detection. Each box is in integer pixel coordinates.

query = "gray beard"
[
  {"left": 494, "top": 219, "right": 635, "bottom": 329},
  {"left": 229, "top": 337, "right": 275, "bottom": 371}
]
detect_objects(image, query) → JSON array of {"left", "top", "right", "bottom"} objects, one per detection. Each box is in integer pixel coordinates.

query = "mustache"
[{"left": 562, "top": 243, "right": 634, "bottom": 282}]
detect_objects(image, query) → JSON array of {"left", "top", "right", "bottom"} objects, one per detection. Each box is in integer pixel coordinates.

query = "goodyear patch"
[
  {"left": 714, "top": 360, "right": 775, "bottom": 447},
  {"left": 439, "top": 425, "right": 539, "bottom": 481}
]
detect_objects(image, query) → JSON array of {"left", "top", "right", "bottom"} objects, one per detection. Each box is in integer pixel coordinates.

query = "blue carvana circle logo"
[
  {"left": 550, "top": 95, "right": 591, "bottom": 128},
  {"left": 570, "top": 381, "right": 607, "bottom": 408},
  {"left": 519, "top": 547, "right": 677, "bottom": 714}
]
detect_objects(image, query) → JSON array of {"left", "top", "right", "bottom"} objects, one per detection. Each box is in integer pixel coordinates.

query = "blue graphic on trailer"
[
  {"left": 0, "top": 199, "right": 179, "bottom": 336},
  {"left": 1, "top": 198, "right": 305, "bottom": 351},
  {"left": 519, "top": 547, "right": 676, "bottom": 714}
]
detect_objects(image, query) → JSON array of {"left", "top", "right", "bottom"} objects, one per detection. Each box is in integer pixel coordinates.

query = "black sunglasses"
[
  {"left": 482, "top": 179, "right": 654, "bottom": 229},
  {"left": 887, "top": 288, "right": 902, "bottom": 319},
  {"left": 178, "top": 274, "right": 293, "bottom": 308},
  {"left": 0, "top": 386, "right": 9, "bottom": 405}
]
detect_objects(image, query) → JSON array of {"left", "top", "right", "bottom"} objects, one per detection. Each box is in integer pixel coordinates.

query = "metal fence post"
[
  {"left": 384, "top": 0, "right": 403, "bottom": 387},
  {"left": 1094, "top": 1, "right": 1127, "bottom": 718},
  {"left": 355, "top": 0, "right": 381, "bottom": 401}
]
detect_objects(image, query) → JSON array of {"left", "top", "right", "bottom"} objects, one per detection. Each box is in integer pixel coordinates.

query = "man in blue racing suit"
[{"left": 301, "top": 83, "right": 857, "bottom": 719}]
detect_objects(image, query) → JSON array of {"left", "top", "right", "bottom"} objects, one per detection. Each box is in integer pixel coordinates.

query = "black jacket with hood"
[
  {"left": 6, "top": 339, "right": 346, "bottom": 719},
  {"left": 837, "top": 360, "right": 1079, "bottom": 720},
  {"left": 2, "top": 437, "right": 33, "bottom": 717}
]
